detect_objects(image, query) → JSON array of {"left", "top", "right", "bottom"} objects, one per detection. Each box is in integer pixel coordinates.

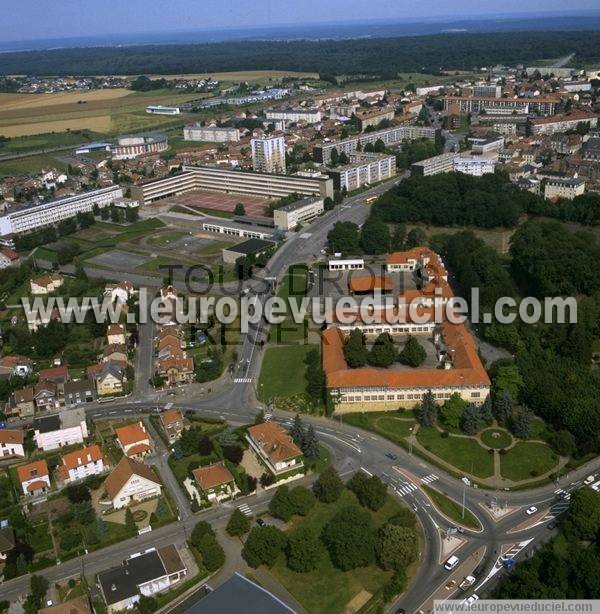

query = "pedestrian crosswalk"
[
  {"left": 421, "top": 473, "right": 439, "bottom": 485},
  {"left": 394, "top": 483, "right": 418, "bottom": 497},
  {"left": 238, "top": 504, "right": 252, "bottom": 517},
  {"left": 233, "top": 378, "right": 253, "bottom": 383}
]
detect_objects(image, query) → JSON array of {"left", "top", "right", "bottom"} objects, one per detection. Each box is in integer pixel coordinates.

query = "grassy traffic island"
[
  {"left": 240, "top": 468, "right": 421, "bottom": 614},
  {"left": 341, "top": 401, "right": 564, "bottom": 488},
  {"left": 422, "top": 485, "right": 481, "bottom": 530}
]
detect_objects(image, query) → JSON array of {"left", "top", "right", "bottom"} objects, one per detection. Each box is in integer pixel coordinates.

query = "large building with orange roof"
[{"left": 322, "top": 248, "right": 490, "bottom": 413}]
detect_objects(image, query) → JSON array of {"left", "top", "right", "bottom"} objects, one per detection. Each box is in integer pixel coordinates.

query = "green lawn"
[
  {"left": 416, "top": 428, "right": 495, "bottom": 479},
  {"left": 269, "top": 489, "right": 401, "bottom": 614},
  {"left": 422, "top": 485, "right": 481, "bottom": 530},
  {"left": 258, "top": 344, "right": 318, "bottom": 402},
  {"left": 480, "top": 428, "right": 513, "bottom": 449},
  {"left": 500, "top": 442, "right": 559, "bottom": 482},
  {"left": 30, "top": 520, "right": 54, "bottom": 554},
  {"left": 341, "top": 412, "right": 416, "bottom": 448}
]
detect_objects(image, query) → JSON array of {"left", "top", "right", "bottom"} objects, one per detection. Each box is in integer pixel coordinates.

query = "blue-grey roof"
[{"left": 185, "top": 573, "right": 296, "bottom": 614}]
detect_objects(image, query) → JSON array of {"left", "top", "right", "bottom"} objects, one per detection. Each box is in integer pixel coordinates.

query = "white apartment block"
[
  {"left": 0, "top": 186, "right": 123, "bottom": 236},
  {"left": 411, "top": 153, "right": 456, "bottom": 176},
  {"left": 251, "top": 134, "right": 286, "bottom": 174},
  {"left": 34, "top": 410, "right": 88, "bottom": 452},
  {"left": 472, "top": 84, "right": 502, "bottom": 98},
  {"left": 183, "top": 124, "right": 241, "bottom": 142},
  {"left": 544, "top": 177, "right": 586, "bottom": 200},
  {"left": 265, "top": 108, "right": 322, "bottom": 124},
  {"left": 530, "top": 113, "right": 599, "bottom": 136},
  {"left": 453, "top": 156, "right": 496, "bottom": 176},
  {"left": 131, "top": 166, "right": 333, "bottom": 204},
  {"left": 328, "top": 152, "right": 396, "bottom": 191},
  {"left": 273, "top": 197, "right": 324, "bottom": 230},
  {"left": 314, "top": 125, "right": 436, "bottom": 164}
]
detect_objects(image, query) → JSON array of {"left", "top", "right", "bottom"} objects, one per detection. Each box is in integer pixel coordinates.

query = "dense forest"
[
  {"left": 2, "top": 30, "right": 600, "bottom": 76},
  {"left": 494, "top": 487, "right": 600, "bottom": 598},
  {"left": 438, "top": 223, "right": 600, "bottom": 456},
  {"left": 369, "top": 172, "right": 600, "bottom": 228}
]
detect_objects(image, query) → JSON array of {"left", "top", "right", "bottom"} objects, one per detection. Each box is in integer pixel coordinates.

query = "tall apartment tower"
[{"left": 251, "top": 133, "right": 286, "bottom": 174}]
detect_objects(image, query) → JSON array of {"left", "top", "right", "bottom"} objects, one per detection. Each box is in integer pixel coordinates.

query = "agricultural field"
[{"left": 0, "top": 88, "right": 201, "bottom": 138}]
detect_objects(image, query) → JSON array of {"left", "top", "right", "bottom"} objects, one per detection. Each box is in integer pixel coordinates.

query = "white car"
[
  {"left": 526, "top": 506, "right": 538, "bottom": 515},
  {"left": 463, "top": 594, "right": 480, "bottom": 607},
  {"left": 584, "top": 475, "right": 596, "bottom": 485},
  {"left": 444, "top": 555, "right": 460, "bottom": 570}
]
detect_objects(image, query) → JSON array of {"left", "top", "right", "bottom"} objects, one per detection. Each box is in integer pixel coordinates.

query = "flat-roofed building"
[
  {"left": 265, "top": 108, "right": 322, "bottom": 124},
  {"left": 222, "top": 238, "right": 276, "bottom": 264},
  {"left": 328, "top": 258, "right": 364, "bottom": 271},
  {"left": 411, "top": 153, "right": 455, "bottom": 176},
  {"left": 0, "top": 186, "right": 123, "bottom": 237},
  {"left": 251, "top": 134, "right": 286, "bottom": 174},
  {"left": 529, "top": 111, "right": 599, "bottom": 135},
  {"left": 354, "top": 106, "right": 396, "bottom": 131},
  {"left": 443, "top": 96, "right": 557, "bottom": 115},
  {"left": 183, "top": 124, "right": 241, "bottom": 142},
  {"left": 327, "top": 152, "right": 396, "bottom": 191},
  {"left": 453, "top": 156, "right": 496, "bottom": 176},
  {"left": 130, "top": 166, "right": 333, "bottom": 204},
  {"left": 472, "top": 84, "right": 502, "bottom": 98},
  {"left": 202, "top": 217, "right": 277, "bottom": 240},
  {"left": 273, "top": 197, "right": 324, "bottom": 230},
  {"left": 313, "top": 125, "right": 436, "bottom": 164}
]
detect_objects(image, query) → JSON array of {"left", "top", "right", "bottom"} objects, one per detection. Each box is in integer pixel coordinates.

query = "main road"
[{"left": 3, "top": 176, "right": 596, "bottom": 611}]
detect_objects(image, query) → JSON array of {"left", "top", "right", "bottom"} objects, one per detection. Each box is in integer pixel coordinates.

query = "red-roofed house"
[
  {"left": 192, "top": 462, "right": 237, "bottom": 502},
  {"left": 247, "top": 422, "right": 304, "bottom": 477},
  {"left": 17, "top": 460, "right": 50, "bottom": 496},
  {"left": 57, "top": 444, "right": 105, "bottom": 484},
  {"left": 159, "top": 409, "right": 185, "bottom": 443},
  {"left": 115, "top": 421, "right": 152, "bottom": 459},
  {"left": 0, "top": 429, "right": 24, "bottom": 458}
]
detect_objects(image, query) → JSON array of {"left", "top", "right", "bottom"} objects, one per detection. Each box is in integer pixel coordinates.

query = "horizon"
[{"left": 3, "top": 2, "right": 600, "bottom": 45}]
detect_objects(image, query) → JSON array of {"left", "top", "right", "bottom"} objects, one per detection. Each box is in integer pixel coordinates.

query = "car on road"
[
  {"left": 459, "top": 575, "right": 476, "bottom": 590},
  {"left": 385, "top": 452, "right": 398, "bottom": 461},
  {"left": 444, "top": 555, "right": 460, "bottom": 570},
  {"left": 256, "top": 518, "right": 267, "bottom": 527},
  {"left": 526, "top": 506, "right": 538, "bottom": 515},
  {"left": 445, "top": 579, "right": 457, "bottom": 590},
  {"left": 547, "top": 520, "right": 557, "bottom": 530},
  {"left": 461, "top": 477, "right": 471, "bottom": 486},
  {"left": 584, "top": 475, "right": 596, "bottom": 485},
  {"left": 463, "top": 594, "right": 480, "bottom": 607}
]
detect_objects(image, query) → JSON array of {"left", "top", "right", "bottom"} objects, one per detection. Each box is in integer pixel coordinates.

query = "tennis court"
[{"left": 162, "top": 189, "right": 272, "bottom": 218}]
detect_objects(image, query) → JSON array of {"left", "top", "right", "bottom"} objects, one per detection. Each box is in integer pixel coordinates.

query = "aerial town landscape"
[{"left": 0, "top": 1, "right": 600, "bottom": 613}]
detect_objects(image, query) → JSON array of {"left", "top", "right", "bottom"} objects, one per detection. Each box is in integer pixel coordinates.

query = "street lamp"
[{"left": 408, "top": 427, "right": 414, "bottom": 456}]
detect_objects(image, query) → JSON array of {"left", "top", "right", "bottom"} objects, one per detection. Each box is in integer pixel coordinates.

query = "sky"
[{"left": 3, "top": 0, "right": 600, "bottom": 42}]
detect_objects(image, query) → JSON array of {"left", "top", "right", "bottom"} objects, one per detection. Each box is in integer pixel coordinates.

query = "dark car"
[
  {"left": 547, "top": 521, "right": 557, "bottom": 530},
  {"left": 256, "top": 518, "right": 267, "bottom": 527},
  {"left": 386, "top": 452, "right": 398, "bottom": 461}
]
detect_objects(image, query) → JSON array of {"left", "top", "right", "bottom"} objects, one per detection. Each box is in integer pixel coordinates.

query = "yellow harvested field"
[
  {"left": 105, "top": 70, "right": 319, "bottom": 81},
  {"left": 0, "top": 88, "right": 131, "bottom": 111},
  {"left": 1, "top": 115, "right": 112, "bottom": 137}
]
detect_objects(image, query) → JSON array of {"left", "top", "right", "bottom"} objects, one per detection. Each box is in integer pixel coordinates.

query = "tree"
[
  {"left": 440, "top": 393, "right": 468, "bottom": 431},
  {"left": 191, "top": 521, "right": 215, "bottom": 548},
  {"left": 305, "top": 348, "right": 326, "bottom": 403},
  {"left": 398, "top": 336, "right": 427, "bottom": 367},
  {"left": 24, "top": 575, "right": 49, "bottom": 614},
  {"left": 347, "top": 471, "right": 387, "bottom": 511},
  {"left": 226, "top": 508, "right": 251, "bottom": 537},
  {"left": 242, "top": 526, "right": 286, "bottom": 568},
  {"left": 404, "top": 227, "right": 427, "bottom": 249},
  {"left": 376, "top": 524, "right": 418, "bottom": 571},
  {"left": 313, "top": 466, "right": 344, "bottom": 503},
  {"left": 510, "top": 405, "right": 534, "bottom": 439},
  {"left": 416, "top": 390, "right": 438, "bottom": 427},
  {"left": 302, "top": 424, "right": 320, "bottom": 459},
  {"left": 269, "top": 486, "right": 295, "bottom": 521},
  {"left": 198, "top": 435, "right": 214, "bottom": 456},
  {"left": 289, "top": 414, "right": 305, "bottom": 448},
  {"left": 493, "top": 364, "right": 524, "bottom": 401},
  {"left": 548, "top": 430, "right": 576, "bottom": 457},
  {"left": 222, "top": 445, "right": 243, "bottom": 464},
  {"left": 65, "top": 483, "right": 91, "bottom": 503},
  {"left": 360, "top": 218, "right": 390, "bottom": 255},
  {"left": 125, "top": 508, "right": 137, "bottom": 533},
  {"left": 72, "top": 500, "right": 96, "bottom": 525},
  {"left": 567, "top": 488, "right": 600, "bottom": 540},
  {"left": 461, "top": 403, "right": 483, "bottom": 435},
  {"left": 327, "top": 221, "right": 360, "bottom": 255},
  {"left": 289, "top": 486, "right": 316, "bottom": 516},
  {"left": 339, "top": 151, "right": 349, "bottom": 165},
  {"left": 330, "top": 147, "right": 340, "bottom": 166},
  {"left": 286, "top": 526, "right": 323, "bottom": 572},
  {"left": 137, "top": 596, "right": 158, "bottom": 614},
  {"left": 234, "top": 203, "right": 246, "bottom": 216},
  {"left": 493, "top": 393, "right": 513, "bottom": 426},
  {"left": 197, "top": 534, "right": 225, "bottom": 572},
  {"left": 368, "top": 332, "right": 396, "bottom": 367},
  {"left": 324, "top": 196, "right": 334, "bottom": 211},
  {"left": 344, "top": 328, "right": 368, "bottom": 368},
  {"left": 321, "top": 504, "right": 375, "bottom": 570}
]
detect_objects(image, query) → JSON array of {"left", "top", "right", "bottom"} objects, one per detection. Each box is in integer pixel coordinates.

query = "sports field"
[{"left": 159, "top": 189, "right": 273, "bottom": 219}]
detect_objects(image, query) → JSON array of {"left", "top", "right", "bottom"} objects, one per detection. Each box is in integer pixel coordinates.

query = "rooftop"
[{"left": 224, "top": 238, "right": 275, "bottom": 255}]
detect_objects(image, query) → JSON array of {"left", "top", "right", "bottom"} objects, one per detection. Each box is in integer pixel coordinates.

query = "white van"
[{"left": 444, "top": 555, "right": 460, "bottom": 571}]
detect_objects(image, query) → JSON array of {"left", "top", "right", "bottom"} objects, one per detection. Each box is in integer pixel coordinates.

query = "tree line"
[{"left": 2, "top": 31, "right": 600, "bottom": 76}]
